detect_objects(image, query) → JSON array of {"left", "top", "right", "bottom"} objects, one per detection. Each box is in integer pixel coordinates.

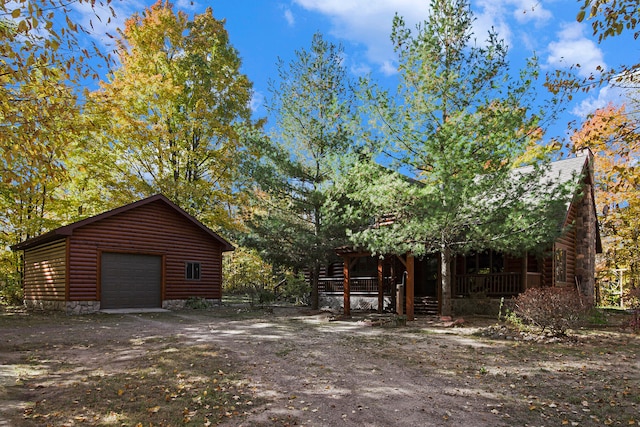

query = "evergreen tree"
[
  {"left": 328, "top": 0, "right": 573, "bottom": 316},
  {"left": 243, "top": 33, "right": 359, "bottom": 309}
]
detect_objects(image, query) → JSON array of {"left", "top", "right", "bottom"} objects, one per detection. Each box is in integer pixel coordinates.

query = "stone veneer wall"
[
  {"left": 66, "top": 301, "right": 101, "bottom": 315},
  {"left": 24, "top": 299, "right": 66, "bottom": 312},
  {"left": 319, "top": 295, "right": 392, "bottom": 312},
  {"left": 23, "top": 299, "right": 101, "bottom": 314},
  {"left": 574, "top": 181, "right": 597, "bottom": 302}
]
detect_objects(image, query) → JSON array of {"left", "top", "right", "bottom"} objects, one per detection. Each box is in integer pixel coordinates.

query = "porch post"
[
  {"left": 406, "top": 254, "right": 415, "bottom": 321},
  {"left": 343, "top": 256, "right": 351, "bottom": 317},
  {"left": 377, "top": 258, "right": 384, "bottom": 313},
  {"left": 522, "top": 251, "right": 528, "bottom": 291}
]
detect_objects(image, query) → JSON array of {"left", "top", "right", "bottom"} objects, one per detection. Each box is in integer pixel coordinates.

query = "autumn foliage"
[{"left": 571, "top": 104, "right": 640, "bottom": 300}]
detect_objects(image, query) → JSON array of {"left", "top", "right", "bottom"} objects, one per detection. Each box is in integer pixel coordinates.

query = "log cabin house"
[
  {"left": 318, "top": 151, "right": 601, "bottom": 319},
  {"left": 11, "top": 194, "right": 234, "bottom": 314}
]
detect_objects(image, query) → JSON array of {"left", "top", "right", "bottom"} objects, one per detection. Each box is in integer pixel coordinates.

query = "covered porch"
[{"left": 332, "top": 250, "right": 544, "bottom": 320}]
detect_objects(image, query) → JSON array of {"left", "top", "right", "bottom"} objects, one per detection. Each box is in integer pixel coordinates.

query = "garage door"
[{"left": 101, "top": 253, "right": 162, "bottom": 309}]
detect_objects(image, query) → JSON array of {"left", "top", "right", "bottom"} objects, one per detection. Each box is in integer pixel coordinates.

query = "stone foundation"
[
  {"left": 24, "top": 298, "right": 223, "bottom": 314},
  {"left": 163, "top": 299, "right": 186, "bottom": 310},
  {"left": 66, "top": 301, "right": 101, "bottom": 315},
  {"left": 23, "top": 299, "right": 101, "bottom": 315},
  {"left": 24, "top": 299, "right": 66, "bottom": 312},
  {"left": 319, "top": 295, "right": 392, "bottom": 312}
]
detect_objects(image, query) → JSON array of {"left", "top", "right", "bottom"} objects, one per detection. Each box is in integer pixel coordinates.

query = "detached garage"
[{"left": 11, "top": 194, "right": 234, "bottom": 314}]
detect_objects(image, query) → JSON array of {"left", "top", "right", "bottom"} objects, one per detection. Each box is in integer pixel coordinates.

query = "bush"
[
  {"left": 185, "top": 297, "right": 212, "bottom": 310},
  {"left": 623, "top": 287, "right": 640, "bottom": 333},
  {"left": 0, "top": 275, "right": 23, "bottom": 306},
  {"left": 512, "top": 287, "right": 591, "bottom": 336},
  {"left": 277, "top": 272, "right": 310, "bottom": 305}
]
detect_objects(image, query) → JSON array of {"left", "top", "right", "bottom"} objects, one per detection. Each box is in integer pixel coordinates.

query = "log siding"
[
  {"left": 68, "top": 200, "right": 224, "bottom": 301},
  {"left": 13, "top": 194, "right": 233, "bottom": 312},
  {"left": 23, "top": 240, "right": 67, "bottom": 301}
]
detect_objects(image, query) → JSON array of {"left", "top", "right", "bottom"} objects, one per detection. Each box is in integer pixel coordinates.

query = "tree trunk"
[
  {"left": 440, "top": 245, "right": 452, "bottom": 317},
  {"left": 311, "top": 264, "right": 320, "bottom": 310}
]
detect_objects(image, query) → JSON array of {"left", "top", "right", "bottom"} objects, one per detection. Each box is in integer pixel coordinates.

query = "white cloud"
[
  {"left": 571, "top": 84, "right": 629, "bottom": 118},
  {"left": 71, "top": 1, "right": 145, "bottom": 47},
  {"left": 474, "top": 0, "right": 553, "bottom": 49},
  {"left": 509, "top": 0, "right": 552, "bottom": 26},
  {"left": 250, "top": 90, "right": 265, "bottom": 113},
  {"left": 175, "top": 0, "right": 198, "bottom": 11},
  {"left": 283, "top": 8, "right": 295, "bottom": 26},
  {"left": 293, "top": 0, "right": 427, "bottom": 72},
  {"left": 292, "top": 0, "right": 556, "bottom": 74},
  {"left": 546, "top": 22, "right": 606, "bottom": 78}
]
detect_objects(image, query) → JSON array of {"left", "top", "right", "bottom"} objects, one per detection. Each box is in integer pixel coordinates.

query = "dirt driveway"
[{"left": 1, "top": 307, "right": 639, "bottom": 426}]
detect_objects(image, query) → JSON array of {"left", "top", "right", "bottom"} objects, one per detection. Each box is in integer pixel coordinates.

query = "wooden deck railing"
[
  {"left": 320, "top": 272, "right": 534, "bottom": 297},
  {"left": 318, "top": 277, "right": 393, "bottom": 295},
  {"left": 455, "top": 272, "right": 523, "bottom": 297}
]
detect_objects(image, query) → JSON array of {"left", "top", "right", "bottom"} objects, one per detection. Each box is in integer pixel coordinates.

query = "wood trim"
[
  {"left": 161, "top": 254, "right": 166, "bottom": 300},
  {"left": 97, "top": 249, "right": 102, "bottom": 301},
  {"left": 343, "top": 256, "right": 351, "bottom": 316},
  {"left": 396, "top": 254, "right": 407, "bottom": 268},
  {"left": 377, "top": 259, "right": 384, "bottom": 313},
  {"left": 65, "top": 237, "right": 70, "bottom": 301},
  {"left": 406, "top": 255, "right": 414, "bottom": 321}
]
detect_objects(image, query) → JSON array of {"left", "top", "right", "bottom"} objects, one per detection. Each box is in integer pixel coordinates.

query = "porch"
[
  {"left": 454, "top": 272, "right": 542, "bottom": 297},
  {"left": 320, "top": 272, "right": 541, "bottom": 297},
  {"left": 320, "top": 269, "right": 542, "bottom": 318}
]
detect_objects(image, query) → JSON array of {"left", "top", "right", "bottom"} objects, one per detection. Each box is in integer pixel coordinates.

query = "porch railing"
[
  {"left": 318, "top": 277, "right": 392, "bottom": 295},
  {"left": 455, "top": 272, "right": 523, "bottom": 297}
]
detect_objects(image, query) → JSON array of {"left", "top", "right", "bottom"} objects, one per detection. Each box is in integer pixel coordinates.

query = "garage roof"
[{"left": 11, "top": 194, "right": 235, "bottom": 252}]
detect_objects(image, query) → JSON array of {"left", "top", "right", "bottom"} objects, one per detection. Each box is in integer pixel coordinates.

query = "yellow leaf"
[
  {"left": 12, "top": 8, "right": 21, "bottom": 19},
  {"left": 148, "top": 406, "right": 161, "bottom": 413},
  {"left": 117, "top": 389, "right": 124, "bottom": 396}
]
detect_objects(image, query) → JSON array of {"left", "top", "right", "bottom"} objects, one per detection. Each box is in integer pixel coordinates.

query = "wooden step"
[{"left": 413, "top": 296, "right": 438, "bottom": 315}]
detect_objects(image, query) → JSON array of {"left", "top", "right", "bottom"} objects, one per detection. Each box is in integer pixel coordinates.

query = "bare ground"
[{"left": 0, "top": 306, "right": 638, "bottom": 426}]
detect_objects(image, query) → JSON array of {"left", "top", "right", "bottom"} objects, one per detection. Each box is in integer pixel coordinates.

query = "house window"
[
  {"left": 186, "top": 262, "right": 201, "bottom": 280},
  {"left": 555, "top": 249, "right": 567, "bottom": 283},
  {"left": 465, "top": 251, "right": 504, "bottom": 274}
]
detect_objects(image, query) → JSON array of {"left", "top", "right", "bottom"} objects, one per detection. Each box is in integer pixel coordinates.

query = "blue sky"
[{"left": 74, "top": 0, "right": 631, "bottom": 146}]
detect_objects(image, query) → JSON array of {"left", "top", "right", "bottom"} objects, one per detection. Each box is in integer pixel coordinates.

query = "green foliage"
[
  {"left": 185, "top": 297, "right": 212, "bottom": 310},
  {"left": 328, "top": 0, "right": 569, "bottom": 316},
  {"left": 587, "top": 307, "right": 608, "bottom": 325},
  {"left": 0, "top": 273, "right": 23, "bottom": 306},
  {"left": 222, "top": 247, "right": 277, "bottom": 295},
  {"left": 277, "top": 272, "right": 310, "bottom": 305},
  {"left": 512, "top": 287, "right": 591, "bottom": 336},
  {"left": 242, "top": 33, "right": 359, "bottom": 309},
  {"left": 577, "top": 0, "right": 640, "bottom": 42},
  {"left": 90, "top": 2, "right": 259, "bottom": 232}
]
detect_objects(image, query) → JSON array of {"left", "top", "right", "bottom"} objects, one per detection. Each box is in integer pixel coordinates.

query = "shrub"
[
  {"left": 512, "top": 287, "right": 591, "bottom": 336},
  {"left": 623, "top": 287, "right": 640, "bottom": 333},
  {"left": 277, "top": 272, "right": 310, "bottom": 305},
  {"left": 0, "top": 275, "right": 23, "bottom": 306},
  {"left": 185, "top": 297, "right": 212, "bottom": 310}
]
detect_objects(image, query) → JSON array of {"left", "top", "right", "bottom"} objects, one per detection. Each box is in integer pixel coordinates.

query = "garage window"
[{"left": 186, "top": 262, "right": 201, "bottom": 280}]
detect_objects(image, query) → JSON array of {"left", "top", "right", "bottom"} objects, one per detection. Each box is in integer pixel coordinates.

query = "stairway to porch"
[{"left": 413, "top": 296, "right": 439, "bottom": 316}]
